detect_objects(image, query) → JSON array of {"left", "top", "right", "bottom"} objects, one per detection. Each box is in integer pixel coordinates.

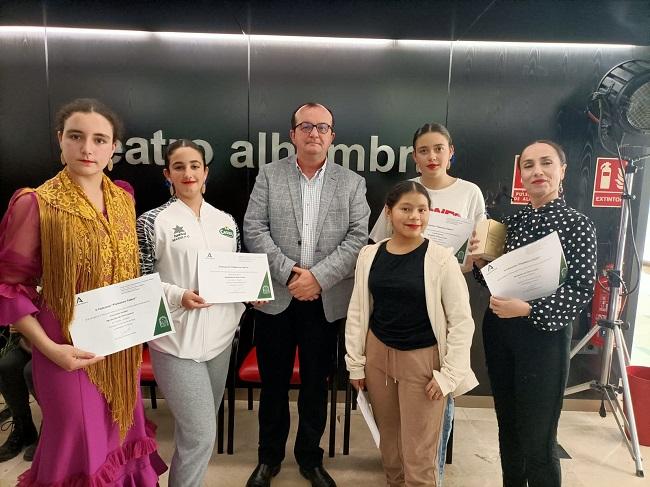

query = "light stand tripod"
[{"left": 565, "top": 156, "right": 645, "bottom": 477}]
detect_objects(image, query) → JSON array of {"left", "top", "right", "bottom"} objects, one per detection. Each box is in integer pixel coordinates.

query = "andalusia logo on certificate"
[
  {"left": 154, "top": 297, "right": 172, "bottom": 336},
  {"left": 258, "top": 272, "right": 273, "bottom": 300},
  {"left": 455, "top": 240, "right": 468, "bottom": 264}
]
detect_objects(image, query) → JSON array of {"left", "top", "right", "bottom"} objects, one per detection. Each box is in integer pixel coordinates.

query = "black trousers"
[
  {"left": 255, "top": 298, "right": 337, "bottom": 468},
  {"left": 483, "top": 309, "right": 571, "bottom": 487},
  {"left": 0, "top": 346, "right": 34, "bottom": 421}
]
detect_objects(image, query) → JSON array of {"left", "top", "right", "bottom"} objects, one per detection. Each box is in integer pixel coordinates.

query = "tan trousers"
[{"left": 365, "top": 330, "right": 446, "bottom": 487}]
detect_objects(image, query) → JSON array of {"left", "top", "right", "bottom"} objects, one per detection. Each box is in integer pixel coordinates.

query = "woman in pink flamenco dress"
[{"left": 0, "top": 98, "right": 166, "bottom": 486}]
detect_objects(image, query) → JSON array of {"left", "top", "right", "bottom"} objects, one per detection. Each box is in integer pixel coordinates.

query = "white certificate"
[
  {"left": 423, "top": 213, "right": 475, "bottom": 265},
  {"left": 70, "top": 273, "right": 175, "bottom": 356},
  {"left": 481, "top": 232, "right": 568, "bottom": 301},
  {"left": 198, "top": 251, "right": 274, "bottom": 304},
  {"left": 357, "top": 390, "right": 380, "bottom": 448}
]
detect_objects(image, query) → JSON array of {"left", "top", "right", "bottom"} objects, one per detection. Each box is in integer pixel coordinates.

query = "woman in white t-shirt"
[{"left": 369, "top": 123, "right": 486, "bottom": 243}]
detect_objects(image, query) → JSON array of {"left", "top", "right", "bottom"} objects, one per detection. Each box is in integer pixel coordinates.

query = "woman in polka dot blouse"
[{"left": 470, "top": 140, "right": 597, "bottom": 487}]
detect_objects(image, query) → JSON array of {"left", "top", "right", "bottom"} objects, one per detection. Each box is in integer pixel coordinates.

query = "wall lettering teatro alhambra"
[{"left": 111, "top": 130, "right": 414, "bottom": 173}]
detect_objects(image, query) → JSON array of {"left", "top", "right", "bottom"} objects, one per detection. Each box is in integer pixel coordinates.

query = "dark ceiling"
[{"left": 1, "top": 0, "right": 649, "bottom": 46}]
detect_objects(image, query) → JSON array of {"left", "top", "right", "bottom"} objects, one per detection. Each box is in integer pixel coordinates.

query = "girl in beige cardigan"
[{"left": 345, "top": 181, "right": 477, "bottom": 486}]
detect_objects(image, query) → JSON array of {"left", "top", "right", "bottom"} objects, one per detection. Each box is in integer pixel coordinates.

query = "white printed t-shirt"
[{"left": 369, "top": 177, "right": 487, "bottom": 242}]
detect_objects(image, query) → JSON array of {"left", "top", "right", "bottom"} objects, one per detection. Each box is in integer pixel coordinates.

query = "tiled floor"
[
  {"left": 1, "top": 266, "right": 648, "bottom": 486},
  {"left": 0, "top": 398, "right": 648, "bottom": 486}
]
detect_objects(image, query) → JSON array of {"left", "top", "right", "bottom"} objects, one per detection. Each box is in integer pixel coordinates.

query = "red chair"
[
  {"left": 239, "top": 346, "right": 301, "bottom": 408},
  {"left": 140, "top": 345, "right": 157, "bottom": 409}
]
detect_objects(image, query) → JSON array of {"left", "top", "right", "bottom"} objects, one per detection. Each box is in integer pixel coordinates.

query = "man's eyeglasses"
[{"left": 293, "top": 122, "right": 333, "bottom": 135}]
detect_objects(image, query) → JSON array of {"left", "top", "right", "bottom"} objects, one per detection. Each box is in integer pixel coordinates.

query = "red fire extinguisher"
[{"left": 589, "top": 264, "right": 614, "bottom": 347}]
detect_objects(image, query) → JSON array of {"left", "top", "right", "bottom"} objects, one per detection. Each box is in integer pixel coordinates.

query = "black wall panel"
[
  {"left": 0, "top": 29, "right": 51, "bottom": 193},
  {"left": 41, "top": 30, "right": 250, "bottom": 220},
  {"left": 4, "top": 1, "right": 648, "bottom": 46},
  {"left": 1, "top": 21, "right": 649, "bottom": 396}
]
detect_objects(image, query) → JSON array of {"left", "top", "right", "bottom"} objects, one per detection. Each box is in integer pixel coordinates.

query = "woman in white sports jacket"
[{"left": 137, "top": 139, "right": 245, "bottom": 487}]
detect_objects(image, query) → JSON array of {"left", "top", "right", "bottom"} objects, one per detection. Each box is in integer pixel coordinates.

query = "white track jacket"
[{"left": 137, "top": 197, "right": 245, "bottom": 362}]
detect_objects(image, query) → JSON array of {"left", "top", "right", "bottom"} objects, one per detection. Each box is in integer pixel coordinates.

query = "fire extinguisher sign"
[{"left": 592, "top": 157, "right": 627, "bottom": 208}]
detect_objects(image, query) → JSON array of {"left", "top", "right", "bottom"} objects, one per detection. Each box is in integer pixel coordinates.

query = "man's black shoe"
[
  {"left": 299, "top": 465, "right": 337, "bottom": 487},
  {"left": 245, "top": 463, "right": 281, "bottom": 487}
]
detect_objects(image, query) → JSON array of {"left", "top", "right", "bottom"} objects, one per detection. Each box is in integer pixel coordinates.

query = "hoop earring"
[
  {"left": 60, "top": 153, "right": 67, "bottom": 166},
  {"left": 107, "top": 160, "right": 114, "bottom": 172},
  {"left": 201, "top": 183, "right": 206, "bottom": 195}
]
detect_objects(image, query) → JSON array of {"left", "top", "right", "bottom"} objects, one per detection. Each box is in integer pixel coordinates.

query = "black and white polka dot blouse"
[{"left": 475, "top": 198, "right": 597, "bottom": 332}]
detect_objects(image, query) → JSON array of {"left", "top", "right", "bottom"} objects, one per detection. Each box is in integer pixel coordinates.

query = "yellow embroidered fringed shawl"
[{"left": 33, "top": 170, "right": 141, "bottom": 439}]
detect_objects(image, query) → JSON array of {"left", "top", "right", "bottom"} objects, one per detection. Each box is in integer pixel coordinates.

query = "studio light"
[
  {"left": 569, "top": 59, "right": 650, "bottom": 478},
  {"left": 591, "top": 59, "right": 650, "bottom": 154}
]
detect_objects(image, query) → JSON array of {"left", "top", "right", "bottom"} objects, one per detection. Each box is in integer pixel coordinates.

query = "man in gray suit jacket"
[{"left": 244, "top": 102, "right": 369, "bottom": 487}]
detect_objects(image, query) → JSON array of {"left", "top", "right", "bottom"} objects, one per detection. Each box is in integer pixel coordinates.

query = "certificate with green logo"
[
  {"left": 481, "top": 231, "right": 567, "bottom": 301},
  {"left": 198, "top": 251, "right": 275, "bottom": 304},
  {"left": 70, "top": 273, "right": 175, "bottom": 356},
  {"left": 423, "top": 213, "right": 475, "bottom": 268}
]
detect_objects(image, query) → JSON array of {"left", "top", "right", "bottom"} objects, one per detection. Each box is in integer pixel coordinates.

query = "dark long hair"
[
  {"left": 164, "top": 139, "right": 206, "bottom": 168},
  {"left": 55, "top": 98, "right": 123, "bottom": 142},
  {"left": 385, "top": 180, "right": 431, "bottom": 209},
  {"left": 518, "top": 139, "right": 567, "bottom": 167},
  {"left": 412, "top": 122, "right": 453, "bottom": 148}
]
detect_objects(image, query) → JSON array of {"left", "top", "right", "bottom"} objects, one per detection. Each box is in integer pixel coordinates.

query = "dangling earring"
[
  {"left": 168, "top": 181, "right": 175, "bottom": 197},
  {"left": 448, "top": 153, "right": 455, "bottom": 172},
  {"left": 107, "top": 159, "right": 114, "bottom": 172},
  {"left": 559, "top": 181, "right": 564, "bottom": 197},
  {"left": 60, "top": 153, "right": 67, "bottom": 166},
  {"left": 201, "top": 183, "right": 206, "bottom": 195}
]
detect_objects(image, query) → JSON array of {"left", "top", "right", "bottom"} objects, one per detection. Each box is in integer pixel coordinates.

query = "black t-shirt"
[{"left": 369, "top": 239, "right": 437, "bottom": 351}]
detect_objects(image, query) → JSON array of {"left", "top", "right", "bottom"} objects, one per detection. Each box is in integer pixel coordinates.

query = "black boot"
[
  {"left": 23, "top": 435, "right": 38, "bottom": 462},
  {"left": 0, "top": 417, "right": 38, "bottom": 462},
  {"left": 0, "top": 408, "right": 11, "bottom": 423}
]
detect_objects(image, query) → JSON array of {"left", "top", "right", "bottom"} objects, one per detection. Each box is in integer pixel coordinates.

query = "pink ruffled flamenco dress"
[{"left": 0, "top": 190, "right": 167, "bottom": 486}]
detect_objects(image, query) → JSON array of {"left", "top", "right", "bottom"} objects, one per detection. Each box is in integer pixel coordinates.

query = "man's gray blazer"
[{"left": 243, "top": 155, "right": 370, "bottom": 322}]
